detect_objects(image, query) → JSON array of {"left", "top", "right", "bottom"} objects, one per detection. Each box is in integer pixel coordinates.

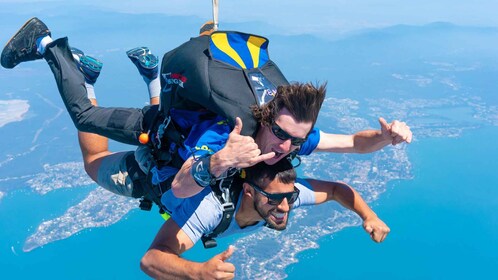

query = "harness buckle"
[
  {"left": 221, "top": 202, "right": 235, "bottom": 212},
  {"left": 139, "top": 198, "right": 153, "bottom": 211},
  {"left": 201, "top": 236, "right": 218, "bottom": 249}
]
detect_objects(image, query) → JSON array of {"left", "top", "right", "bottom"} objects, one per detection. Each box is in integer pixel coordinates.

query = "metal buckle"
[{"left": 221, "top": 202, "right": 234, "bottom": 212}]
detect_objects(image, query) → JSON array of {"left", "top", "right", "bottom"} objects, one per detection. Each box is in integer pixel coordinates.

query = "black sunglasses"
[
  {"left": 247, "top": 181, "right": 300, "bottom": 205},
  {"left": 271, "top": 122, "right": 307, "bottom": 146}
]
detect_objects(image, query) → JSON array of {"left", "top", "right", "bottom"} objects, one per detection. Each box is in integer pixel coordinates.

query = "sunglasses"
[
  {"left": 248, "top": 181, "right": 300, "bottom": 206},
  {"left": 271, "top": 122, "right": 307, "bottom": 146}
]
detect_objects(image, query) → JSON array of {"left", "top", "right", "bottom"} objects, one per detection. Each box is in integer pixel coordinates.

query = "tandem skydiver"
[
  {"left": 1, "top": 17, "right": 403, "bottom": 278},
  {"left": 0, "top": 17, "right": 412, "bottom": 208}
]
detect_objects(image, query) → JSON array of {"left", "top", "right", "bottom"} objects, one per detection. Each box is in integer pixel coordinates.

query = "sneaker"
[
  {"left": 126, "top": 47, "right": 159, "bottom": 80},
  {"left": 1, "top": 17, "right": 51, "bottom": 69},
  {"left": 199, "top": 21, "right": 215, "bottom": 36},
  {"left": 70, "top": 47, "right": 103, "bottom": 85}
]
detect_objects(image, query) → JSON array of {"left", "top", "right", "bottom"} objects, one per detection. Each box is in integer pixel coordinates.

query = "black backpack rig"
[{"left": 138, "top": 31, "right": 289, "bottom": 248}]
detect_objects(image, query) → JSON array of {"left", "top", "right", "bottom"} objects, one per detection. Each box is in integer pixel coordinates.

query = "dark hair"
[
  {"left": 252, "top": 82, "right": 327, "bottom": 128},
  {"left": 244, "top": 159, "right": 296, "bottom": 188}
]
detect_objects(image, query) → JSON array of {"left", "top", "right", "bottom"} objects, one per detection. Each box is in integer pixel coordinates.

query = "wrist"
[
  {"left": 209, "top": 151, "right": 231, "bottom": 177},
  {"left": 379, "top": 130, "right": 393, "bottom": 143},
  {"left": 361, "top": 211, "right": 378, "bottom": 222},
  {"left": 191, "top": 155, "right": 216, "bottom": 188}
]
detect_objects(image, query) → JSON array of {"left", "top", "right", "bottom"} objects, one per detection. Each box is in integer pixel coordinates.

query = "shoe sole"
[
  {"left": 126, "top": 47, "right": 150, "bottom": 62},
  {"left": 80, "top": 55, "right": 103, "bottom": 72}
]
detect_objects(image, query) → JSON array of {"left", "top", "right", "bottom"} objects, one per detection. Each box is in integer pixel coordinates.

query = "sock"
[
  {"left": 85, "top": 82, "right": 96, "bottom": 100},
  {"left": 145, "top": 76, "right": 160, "bottom": 99},
  {"left": 36, "top": 35, "right": 53, "bottom": 55}
]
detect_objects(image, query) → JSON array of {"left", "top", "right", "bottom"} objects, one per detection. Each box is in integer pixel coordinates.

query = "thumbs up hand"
[
  {"left": 201, "top": 246, "right": 236, "bottom": 280},
  {"left": 211, "top": 118, "right": 275, "bottom": 176}
]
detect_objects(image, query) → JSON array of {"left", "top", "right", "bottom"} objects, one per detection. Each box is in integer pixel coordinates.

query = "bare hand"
[
  {"left": 379, "top": 117, "right": 413, "bottom": 145},
  {"left": 201, "top": 246, "right": 236, "bottom": 280},
  {"left": 363, "top": 216, "right": 390, "bottom": 243},
  {"left": 218, "top": 117, "right": 275, "bottom": 169}
]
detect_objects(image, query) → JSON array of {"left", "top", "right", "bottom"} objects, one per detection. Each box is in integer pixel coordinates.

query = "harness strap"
[
  {"left": 139, "top": 163, "right": 175, "bottom": 212},
  {"left": 124, "top": 152, "right": 148, "bottom": 199},
  {"left": 201, "top": 202, "right": 235, "bottom": 248},
  {"left": 201, "top": 175, "right": 242, "bottom": 248}
]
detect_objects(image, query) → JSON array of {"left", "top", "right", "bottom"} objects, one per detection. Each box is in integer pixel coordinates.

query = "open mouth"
[
  {"left": 271, "top": 211, "right": 286, "bottom": 223},
  {"left": 272, "top": 149, "right": 284, "bottom": 158}
]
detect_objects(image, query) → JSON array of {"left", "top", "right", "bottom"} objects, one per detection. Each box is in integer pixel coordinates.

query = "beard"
[{"left": 254, "top": 200, "right": 288, "bottom": 231}]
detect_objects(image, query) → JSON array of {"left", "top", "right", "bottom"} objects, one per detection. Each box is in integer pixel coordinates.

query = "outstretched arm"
[
  {"left": 141, "top": 218, "right": 236, "bottom": 279},
  {"left": 315, "top": 117, "right": 412, "bottom": 154},
  {"left": 308, "top": 179, "right": 390, "bottom": 243}
]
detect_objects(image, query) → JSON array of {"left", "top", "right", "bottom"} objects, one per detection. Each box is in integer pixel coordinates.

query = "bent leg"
[
  {"left": 78, "top": 98, "right": 112, "bottom": 181},
  {"left": 79, "top": 132, "right": 111, "bottom": 182},
  {"left": 96, "top": 151, "right": 147, "bottom": 198},
  {"left": 77, "top": 99, "right": 147, "bottom": 198},
  {"left": 43, "top": 37, "right": 157, "bottom": 145}
]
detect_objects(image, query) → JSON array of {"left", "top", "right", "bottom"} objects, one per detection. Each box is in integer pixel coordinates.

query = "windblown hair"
[
  {"left": 252, "top": 82, "right": 327, "bottom": 129},
  {"left": 244, "top": 159, "right": 296, "bottom": 189}
]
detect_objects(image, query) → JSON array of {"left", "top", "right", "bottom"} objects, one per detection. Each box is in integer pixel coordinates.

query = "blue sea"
[
  {"left": 286, "top": 127, "right": 498, "bottom": 279},
  {"left": 2, "top": 127, "right": 496, "bottom": 279}
]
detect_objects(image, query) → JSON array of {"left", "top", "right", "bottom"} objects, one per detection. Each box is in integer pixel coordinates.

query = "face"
[
  {"left": 250, "top": 178, "right": 297, "bottom": 231},
  {"left": 255, "top": 108, "right": 313, "bottom": 165}
]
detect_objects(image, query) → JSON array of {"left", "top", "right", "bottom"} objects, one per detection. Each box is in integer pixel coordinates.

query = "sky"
[{"left": 1, "top": 0, "right": 497, "bottom": 35}]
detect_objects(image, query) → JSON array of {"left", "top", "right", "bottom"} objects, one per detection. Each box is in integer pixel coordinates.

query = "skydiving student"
[
  {"left": 0, "top": 17, "right": 412, "bottom": 210},
  {"left": 139, "top": 159, "right": 389, "bottom": 279}
]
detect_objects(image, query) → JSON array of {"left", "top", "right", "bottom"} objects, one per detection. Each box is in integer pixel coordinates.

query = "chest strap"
[{"left": 201, "top": 175, "right": 242, "bottom": 249}]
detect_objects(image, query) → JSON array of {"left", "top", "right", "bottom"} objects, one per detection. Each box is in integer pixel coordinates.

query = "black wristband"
[{"left": 191, "top": 155, "right": 216, "bottom": 188}]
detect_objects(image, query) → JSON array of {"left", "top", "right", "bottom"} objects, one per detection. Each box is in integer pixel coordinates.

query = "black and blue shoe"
[
  {"left": 1, "top": 17, "right": 51, "bottom": 69},
  {"left": 70, "top": 47, "right": 103, "bottom": 85},
  {"left": 126, "top": 47, "right": 158, "bottom": 80}
]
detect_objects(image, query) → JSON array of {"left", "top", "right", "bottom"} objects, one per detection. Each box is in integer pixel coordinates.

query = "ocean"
[
  {"left": 2, "top": 125, "right": 496, "bottom": 279},
  {"left": 286, "top": 126, "right": 498, "bottom": 279}
]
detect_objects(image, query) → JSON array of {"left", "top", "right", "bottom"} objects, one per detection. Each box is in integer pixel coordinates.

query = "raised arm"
[
  {"left": 171, "top": 117, "right": 275, "bottom": 198},
  {"left": 307, "top": 179, "right": 390, "bottom": 243},
  {"left": 141, "top": 218, "right": 236, "bottom": 279},
  {"left": 315, "top": 117, "right": 412, "bottom": 154}
]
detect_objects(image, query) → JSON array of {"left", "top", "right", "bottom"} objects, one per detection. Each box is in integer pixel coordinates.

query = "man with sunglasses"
[
  {"left": 141, "top": 159, "right": 389, "bottom": 279},
  {"left": 171, "top": 81, "right": 412, "bottom": 199}
]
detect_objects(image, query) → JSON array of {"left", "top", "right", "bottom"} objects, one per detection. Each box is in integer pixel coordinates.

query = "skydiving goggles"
[
  {"left": 271, "top": 122, "right": 307, "bottom": 146},
  {"left": 247, "top": 181, "right": 300, "bottom": 206}
]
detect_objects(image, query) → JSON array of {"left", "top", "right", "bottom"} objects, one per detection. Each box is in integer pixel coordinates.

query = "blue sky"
[{"left": 1, "top": 0, "right": 497, "bottom": 35}]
